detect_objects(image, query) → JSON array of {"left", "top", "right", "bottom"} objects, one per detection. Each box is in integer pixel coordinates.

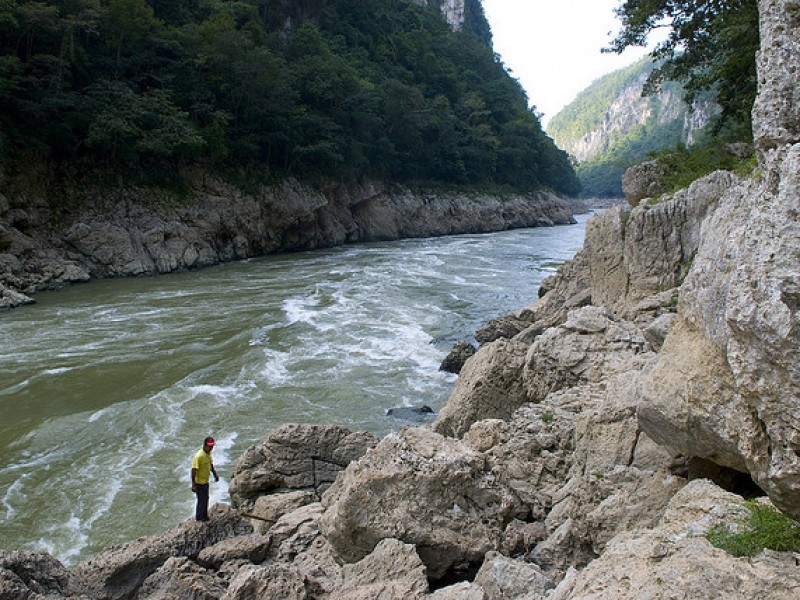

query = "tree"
[{"left": 607, "top": 0, "right": 759, "bottom": 135}]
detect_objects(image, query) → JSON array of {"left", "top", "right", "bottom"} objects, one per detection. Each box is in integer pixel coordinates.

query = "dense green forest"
[{"left": 0, "top": 0, "right": 579, "bottom": 195}]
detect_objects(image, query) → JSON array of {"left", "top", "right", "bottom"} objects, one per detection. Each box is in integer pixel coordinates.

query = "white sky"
[{"left": 481, "top": 0, "right": 659, "bottom": 127}]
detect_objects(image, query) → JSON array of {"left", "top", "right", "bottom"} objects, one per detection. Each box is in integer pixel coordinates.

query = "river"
[{"left": 0, "top": 214, "right": 589, "bottom": 565}]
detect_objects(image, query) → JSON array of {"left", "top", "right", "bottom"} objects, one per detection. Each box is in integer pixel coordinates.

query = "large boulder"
[
  {"left": 229, "top": 423, "right": 377, "bottom": 518},
  {"left": 264, "top": 503, "right": 343, "bottom": 598},
  {"left": 562, "top": 480, "right": 800, "bottom": 599},
  {"left": 584, "top": 171, "right": 735, "bottom": 315},
  {"left": 472, "top": 552, "right": 553, "bottom": 599},
  {"left": 319, "top": 427, "right": 523, "bottom": 580},
  {"left": 522, "top": 307, "right": 653, "bottom": 404},
  {"left": 330, "top": 538, "right": 429, "bottom": 600},
  {"left": 432, "top": 339, "right": 529, "bottom": 438},
  {"left": 136, "top": 557, "right": 226, "bottom": 600},
  {"left": 73, "top": 504, "right": 252, "bottom": 600},
  {"left": 0, "top": 551, "right": 77, "bottom": 599},
  {"left": 221, "top": 563, "right": 307, "bottom": 600},
  {"left": 638, "top": 2, "right": 800, "bottom": 518},
  {"left": 621, "top": 159, "right": 668, "bottom": 206}
]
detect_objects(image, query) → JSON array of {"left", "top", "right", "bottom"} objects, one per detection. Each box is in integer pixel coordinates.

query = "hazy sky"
[{"left": 482, "top": 0, "right": 658, "bottom": 127}]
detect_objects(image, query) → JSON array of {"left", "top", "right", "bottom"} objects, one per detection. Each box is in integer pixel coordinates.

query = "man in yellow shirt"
[{"left": 191, "top": 436, "right": 219, "bottom": 522}]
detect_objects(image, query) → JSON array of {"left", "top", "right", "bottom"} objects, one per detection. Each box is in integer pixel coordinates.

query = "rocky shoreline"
[
  {"left": 0, "top": 176, "right": 583, "bottom": 310},
  {"left": 1, "top": 1, "right": 798, "bottom": 598}
]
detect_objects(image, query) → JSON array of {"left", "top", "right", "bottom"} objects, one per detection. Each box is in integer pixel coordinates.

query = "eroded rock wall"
[
  {"left": 0, "top": 177, "right": 579, "bottom": 310},
  {"left": 638, "top": 0, "right": 800, "bottom": 519}
]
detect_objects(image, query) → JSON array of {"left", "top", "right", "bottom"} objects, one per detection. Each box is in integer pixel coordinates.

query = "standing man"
[{"left": 191, "top": 436, "right": 219, "bottom": 522}]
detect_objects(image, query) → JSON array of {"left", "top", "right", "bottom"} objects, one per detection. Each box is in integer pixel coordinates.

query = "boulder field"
[{"left": 2, "top": 1, "right": 799, "bottom": 598}]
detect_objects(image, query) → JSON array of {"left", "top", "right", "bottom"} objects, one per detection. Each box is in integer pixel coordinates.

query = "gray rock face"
[
  {"left": 330, "top": 538, "right": 430, "bottom": 600},
  {"left": 0, "top": 178, "right": 578, "bottom": 304},
  {"left": 432, "top": 339, "right": 530, "bottom": 438},
  {"left": 73, "top": 504, "right": 252, "bottom": 600},
  {"left": 586, "top": 171, "right": 736, "bottom": 314},
  {"left": 637, "top": 0, "right": 800, "bottom": 520},
  {"left": 621, "top": 160, "right": 668, "bottom": 206},
  {"left": 0, "top": 551, "right": 76, "bottom": 599},
  {"left": 228, "top": 423, "right": 377, "bottom": 517},
  {"left": 563, "top": 480, "right": 800, "bottom": 599},
  {"left": 319, "top": 427, "right": 523, "bottom": 580},
  {"left": 752, "top": 0, "right": 800, "bottom": 152}
]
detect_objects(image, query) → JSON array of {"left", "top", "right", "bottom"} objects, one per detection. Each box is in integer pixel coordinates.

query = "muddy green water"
[{"left": 0, "top": 215, "right": 588, "bottom": 565}]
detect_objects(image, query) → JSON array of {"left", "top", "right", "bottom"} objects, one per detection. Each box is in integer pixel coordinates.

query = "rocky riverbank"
[
  {"left": 1, "top": 1, "right": 798, "bottom": 598},
  {"left": 0, "top": 176, "right": 583, "bottom": 310}
]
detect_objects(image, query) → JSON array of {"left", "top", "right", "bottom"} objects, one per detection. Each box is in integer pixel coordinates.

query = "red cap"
[{"left": 204, "top": 436, "right": 215, "bottom": 447}]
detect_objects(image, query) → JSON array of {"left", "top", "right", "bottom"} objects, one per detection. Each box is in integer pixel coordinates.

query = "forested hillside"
[
  {"left": 548, "top": 59, "right": 712, "bottom": 198},
  {"left": 0, "top": 0, "right": 579, "bottom": 195},
  {"left": 556, "top": 0, "right": 759, "bottom": 199}
]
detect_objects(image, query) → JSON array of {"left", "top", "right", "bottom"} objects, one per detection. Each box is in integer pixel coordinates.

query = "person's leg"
[{"left": 195, "top": 484, "right": 209, "bottom": 521}]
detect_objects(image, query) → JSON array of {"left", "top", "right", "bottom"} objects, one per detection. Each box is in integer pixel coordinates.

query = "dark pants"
[{"left": 195, "top": 483, "right": 209, "bottom": 521}]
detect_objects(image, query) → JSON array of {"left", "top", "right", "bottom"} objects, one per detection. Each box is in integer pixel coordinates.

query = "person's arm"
[
  {"left": 191, "top": 467, "right": 198, "bottom": 491},
  {"left": 211, "top": 463, "right": 219, "bottom": 482}
]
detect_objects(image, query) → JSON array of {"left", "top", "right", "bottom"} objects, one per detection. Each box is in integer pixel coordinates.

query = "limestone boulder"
[
  {"left": 473, "top": 552, "right": 553, "bottom": 599},
  {"left": 229, "top": 423, "right": 377, "bottom": 517},
  {"left": 0, "top": 284, "right": 34, "bottom": 310},
  {"left": 136, "top": 556, "right": 225, "bottom": 600},
  {"left": 319, "top": 427, "right": 523, "bottom": 580},
  {"left": 464, "top": 402, "right": 576, "bottom": 523},
  {"left": 432, "top": 339, "right": 529, "bottom": 439},
  {"left": 585, "top": 171, "right": 735, "bottom": 314},
  {"left": 522, "top": 307, "right": 653, "bottom": 404},
  {"left": 73, "top": 504, "right": 252, "bottom": 600},
  {"left": 330, "top": 538, "right": 429, "bottom": 600},
  {"left": 0, "top": 551, "right": 77, "bottom": 599},
  {"left": 196, "top": 533, "right": 271, "bottom": 569},
  {"left": 563, "top": 480, "right": 800, "bottom": 599},
  {"left": 221, "top": 563, "right": 307, "bottom": 600},
  {"left": 428, "top": 582, "right": 487, "bottom": 599},
  {"left": 621, "top": 159, "right": 668, "bottom": 206},
  {"left": 265, "top": 503, "right": 343, "bottom": 598}
]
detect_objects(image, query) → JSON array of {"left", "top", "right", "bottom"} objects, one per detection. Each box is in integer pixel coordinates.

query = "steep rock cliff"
[
  {"left": 549, "top": 60, "right": 713, "bottom": 164},
  {"left": 548, "top": 59, "right": 717, "bottom": 197},
  {"left": 415, "top": 0, "right": 466, "bottom": 30},
  {"left": 0, "top": 178, "right": 580, "bottom": 310},
  {"left": 639, "top": 0, "right": 800, "bottom": 519}
]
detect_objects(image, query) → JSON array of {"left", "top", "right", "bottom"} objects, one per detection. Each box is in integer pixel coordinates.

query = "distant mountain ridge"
[{"left": 548, "top": 59, "right": 716, "bottom": 197}]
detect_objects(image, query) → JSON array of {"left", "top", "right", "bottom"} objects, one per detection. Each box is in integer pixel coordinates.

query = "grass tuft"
[{"left": 707, "top": 499, "right": 800, "bottom": 557}]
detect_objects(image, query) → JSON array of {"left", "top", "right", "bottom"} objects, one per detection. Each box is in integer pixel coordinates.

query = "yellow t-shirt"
[{"left": 192, "top": 448, "right": 213, "bottom": 485}]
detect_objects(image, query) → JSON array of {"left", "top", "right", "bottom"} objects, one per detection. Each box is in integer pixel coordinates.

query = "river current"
[{"left": 0, "top": 215, "right": 589, "bottom": 565}]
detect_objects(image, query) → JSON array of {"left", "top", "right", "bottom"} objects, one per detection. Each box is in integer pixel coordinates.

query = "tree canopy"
[
  {"left": 607, "top": 0, "right": 758, "bottom": 136},
  {"left": 0, "top": 0, "right": 579, "bottom": 196}
]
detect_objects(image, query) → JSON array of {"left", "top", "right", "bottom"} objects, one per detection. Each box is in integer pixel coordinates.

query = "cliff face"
[
  {"left": 0, "top": 178, "right": 580, "bottom": 310},
  {"left": 549, "top": 61, "right": 714, "bottom": 163},
  {"left": 415, "top": 0, "right": 467, "bottom": 30},
  {"left": 548, "top": 60, "right": 718, "bottom": 198},
  {"left": 639, "top": 0, "right": 800, "bottom": 519}
]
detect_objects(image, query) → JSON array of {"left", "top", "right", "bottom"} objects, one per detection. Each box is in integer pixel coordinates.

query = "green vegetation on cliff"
[
  {"left": 548, "top": 59, "right": 695, "bottom": 198},
  {"left": 549, "top": 0, "right": 759, "bottom": 198},
  {"left": 0, "top": 0, "right": 579, "bottom": 196}
]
